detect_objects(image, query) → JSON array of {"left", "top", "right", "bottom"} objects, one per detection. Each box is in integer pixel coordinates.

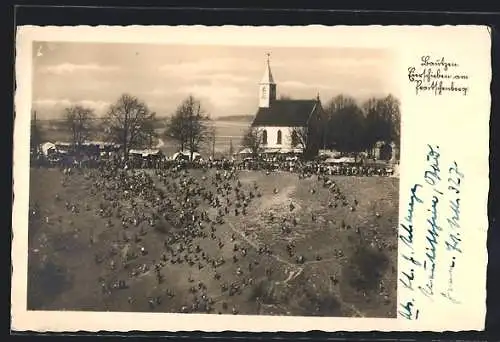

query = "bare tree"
[
  {"left": 290, "top": 126, "right": 308, "bottom": 150},
  {"left": 103, "top": 94, "right": 156, "bottom": 158},
  {"left": 229, "top": 138, "right": 234, "bottom": 158},
  {"left": 164, "top": 110, "right": 188, "bottom": 151},
  {"left": 30, "top": 111, "right": 44, "bottom": 156},
  {"left": 326, "top": 99, "right": 367, "bottom": 158},
  {"left": 325, "top": 94, "right": 357, "bottom": 113},
  {"left": 241, "top": 127, "right": 264, "bottom": 157},
  {"left": 209, "top": 125, "right": 216, "bottom": 159},
  {"left": 384, "top": 94, "right": 401, "bottom": 148},
  {"left": 363, "top": 94, "right": 401, "bottom": 152},
  {"left": 140, "top": 115, "right": 159, "bottom": 149},
  {"left": 63, "top": 105, "right": 95, "bottom": 148},
  {"left": 165, "top": 95, "right": 211, "bottom": 161}
]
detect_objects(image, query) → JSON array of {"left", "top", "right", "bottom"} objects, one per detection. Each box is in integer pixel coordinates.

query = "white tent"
[
  {"left": 262, "top": 148, "right": 281, "bottom": 154},
  {"left": 171, "top": 152, "right": 184, "bottom": 160},
  {"left": 324, "top": 157, "right": 355, "bottom": 164},
  {"left": 172, "top": 151, "right": 201, "bottom": 161},
  {"left": 41, "top": 142, "right": 56, "bottom": 156},
  {"left": 129, "top": 149, "right": 163, "bottom": 157},
  {"left": 128, "top": 149, "right": 143, "bottom": 156},
  {"left": 339, "top": 157, "right": 356, "bottom": 163},
  {"left": 238, "top": 148, "right": 253, "bottom": 155},
  {"left": 319, "top": 150, "right": 341, "bottom": 158},
  {"left": 278, "top": 148, "right": 303, "bottom": 154}
]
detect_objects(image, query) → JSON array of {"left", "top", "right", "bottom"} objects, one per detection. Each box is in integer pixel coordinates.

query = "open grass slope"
[{"left": 27, "top": 167, "right": 398, "bottom": 317}]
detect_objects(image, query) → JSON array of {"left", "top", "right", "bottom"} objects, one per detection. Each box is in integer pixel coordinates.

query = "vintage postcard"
[{"left": 12, "top": 25, "right": 490, "bottom": 332}]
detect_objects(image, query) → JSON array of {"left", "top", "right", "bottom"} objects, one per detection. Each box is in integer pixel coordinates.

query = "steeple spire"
[
  {"left": 259, "top": 52, "right": 277, "bottom": 108},
  {"left": 260, "top": 52, "right": 275, "bottom": 84}
]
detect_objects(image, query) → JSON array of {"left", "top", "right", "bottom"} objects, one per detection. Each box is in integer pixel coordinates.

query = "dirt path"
[
  {"left": 227, "top": 221, "right": 365, "bottom": 317},
  {"left": 277, "top": 267, "right": 304, "bottom": 285},
  {"left": 226, "top": 221, "right": 296, "bottom": 268},
  {"left": 258, "top": 185, "right": 298, "bottom": 212},
  {"left": 140, "top": 170, "right": 370, "bottom": 318}
]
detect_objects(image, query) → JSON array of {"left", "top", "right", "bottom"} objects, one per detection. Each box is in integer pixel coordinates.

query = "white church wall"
[{"left": 258, "top": 126, "right": 302, "bottom": 149}]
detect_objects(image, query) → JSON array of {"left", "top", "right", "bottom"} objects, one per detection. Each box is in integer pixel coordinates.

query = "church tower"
[{"left": 259, "top": 53, "right": 277, "bottom": 108}]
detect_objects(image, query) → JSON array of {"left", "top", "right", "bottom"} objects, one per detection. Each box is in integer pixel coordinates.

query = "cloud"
[
  {"left": 314, "top": 56, "right": 386, "bottom": 69},
  {"left": 177, "top": 84, "right": 250, "bottom": 108},
  {"left": 280, "top": 80, "right": 334, "bottom": 90},
  {"left": 34, "top": 98, "right": 72, "bottom": 107},
  {"left": 159, "top": 58, "right": 257, "bottom": 79},
  {"left": 39, "top": 63, "right": 120, "bottom": 75},
  {"left": 197, "top": 73, "right": 249, "bottom": 83},
  {"left": 33, "top": 98, "right": 111, "bottom": 113},
  {"left": 45, "top": 43, "right": 58, "bottom": 52},
  {"left": 145, "top": 88, "right": 173, "bottom": 97},
  {"left": 270, "top": 56, "right": 386, "bottom": 74}
]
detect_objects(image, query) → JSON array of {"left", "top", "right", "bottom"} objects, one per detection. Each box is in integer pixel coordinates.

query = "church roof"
[{"left": 252, "top": 99, "right": 318, "bottom": 127}]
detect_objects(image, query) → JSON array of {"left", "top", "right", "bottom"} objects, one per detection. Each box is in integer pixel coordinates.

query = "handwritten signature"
[
  {"left": 400, "top": 184, "right": 423, "bottom": 250},
  {"left": 441, "top": 257, "right": 461, "bottom": 304}
]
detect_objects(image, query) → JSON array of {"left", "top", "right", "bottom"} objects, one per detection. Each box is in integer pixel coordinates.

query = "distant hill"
[{"left": 216, "top": 115, "right": 254, "bottom": 122}]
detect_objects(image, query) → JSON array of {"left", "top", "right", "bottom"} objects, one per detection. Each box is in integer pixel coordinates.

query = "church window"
[
  {"left": 262, "top": 130, "right": 268, "bottom": 145},
  {"left": 291, "top": 130, "right": 299, "bottom": 146},
  {"left": 277, "top": 130, "right": 282, "bottom": 145}
]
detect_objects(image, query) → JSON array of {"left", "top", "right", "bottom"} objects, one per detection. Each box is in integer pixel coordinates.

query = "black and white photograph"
[
  {"left": 27, "top": 41, "right": 401, "bottom": 317},
  {"left": 12, "top": 24, "right": 490, "bottom": 333}
]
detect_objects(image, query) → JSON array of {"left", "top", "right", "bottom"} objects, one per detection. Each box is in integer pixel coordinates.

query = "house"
[{"left": 250, "top": 54, "right": 325, "bottom": 157}]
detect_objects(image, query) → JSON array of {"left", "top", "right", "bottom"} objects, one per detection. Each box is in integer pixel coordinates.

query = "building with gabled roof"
[{"left": 251, "top": 54, "right": 324, "bottom": 156}]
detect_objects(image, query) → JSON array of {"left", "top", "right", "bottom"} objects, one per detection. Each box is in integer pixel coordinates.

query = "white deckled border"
[{"left": 12, "top": 24, "right": 491, "bottom": 332}]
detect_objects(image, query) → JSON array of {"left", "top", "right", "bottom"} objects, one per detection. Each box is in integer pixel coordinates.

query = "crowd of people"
[
  {"left": 39, "top": 163, "right": 318, "bottom": 312},
  {"left": 29, "top": 143, "right": 397, "bottom": 314},
  {"left": 41, "top": 158, "right": 385, "bottom": 313},
  {"left": 31, "top": 148, "right": 396, "bottom": 179},
  {"left": 236, "top": 158, "right": 395, "bottom": 177}
]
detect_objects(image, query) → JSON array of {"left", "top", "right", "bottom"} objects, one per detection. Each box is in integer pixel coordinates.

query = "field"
[
  {"left": 156, "top": 120, "right": 250, "bottom": 157},
  {"left": 27, "top": 166, "right": 398, "bottom": 317}
]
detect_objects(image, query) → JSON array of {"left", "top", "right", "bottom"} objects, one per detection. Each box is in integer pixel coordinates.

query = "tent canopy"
[
  {"left": 278, "top": 148, "right": 303, "bottom": 154},
  {"left": 41, "top": 142, "right": 56, "bottom": 155},
  {"left": 261, "top": 148, "right": 281, "bottom": 154},
  {"left": 54, "top": 141, "right": 71, "bottom": 147},
  {"left": 172, "top": 151, "right": 202, "bottom": 160},
  {"left": 129, "top": 149, "right": 163, "bottom": 157},
  {"left": 238, "top": 148, "right": 253, "bottom": 155},
  {"left": 324, "top": 156, "right": 356, "bottom": 164}
]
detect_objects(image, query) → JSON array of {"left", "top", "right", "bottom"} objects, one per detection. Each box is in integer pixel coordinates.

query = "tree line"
[
  {"left": 31, "top": 92, "right": 400, "bottom": 161},
  {"left": 323, "top": 94, "right": 400, "bottom": 155},
  {"left": 241, "top": 94, "right": 400, "bottom": 159},
  {"left": 31, "top": 93, "right": 215, "bottom": 161}
]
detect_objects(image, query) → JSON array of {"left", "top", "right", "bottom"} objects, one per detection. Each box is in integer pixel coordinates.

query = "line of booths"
[{"left": 37, "top": 141, "right": 202, "bottom": 162}]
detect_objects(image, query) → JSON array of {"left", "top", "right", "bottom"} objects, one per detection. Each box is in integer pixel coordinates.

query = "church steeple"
[
  {"left": 261, "top": 53, "right": 275, "bottom": 84},
  {"left": 259, "top": 53, "right": 277, "bottom": 108}
]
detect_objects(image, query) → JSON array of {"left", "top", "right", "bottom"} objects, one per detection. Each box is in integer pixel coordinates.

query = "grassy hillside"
[{"left": 27, "top": 167, "right": 398, "bottom": 317}]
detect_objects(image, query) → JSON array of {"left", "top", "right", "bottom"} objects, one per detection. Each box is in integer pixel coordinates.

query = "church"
[{"left": 251, "top": 54, "right": 324, "bottom": 157}]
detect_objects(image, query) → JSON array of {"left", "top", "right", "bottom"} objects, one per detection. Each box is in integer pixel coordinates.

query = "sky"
[{"left": 31, "top": 42, "right": 397, "bottom": 120}]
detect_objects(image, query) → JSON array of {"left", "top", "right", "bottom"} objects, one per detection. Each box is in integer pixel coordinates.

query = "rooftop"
[{"left": 251, "top": 99, "right": 319, "bottom": 127}]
